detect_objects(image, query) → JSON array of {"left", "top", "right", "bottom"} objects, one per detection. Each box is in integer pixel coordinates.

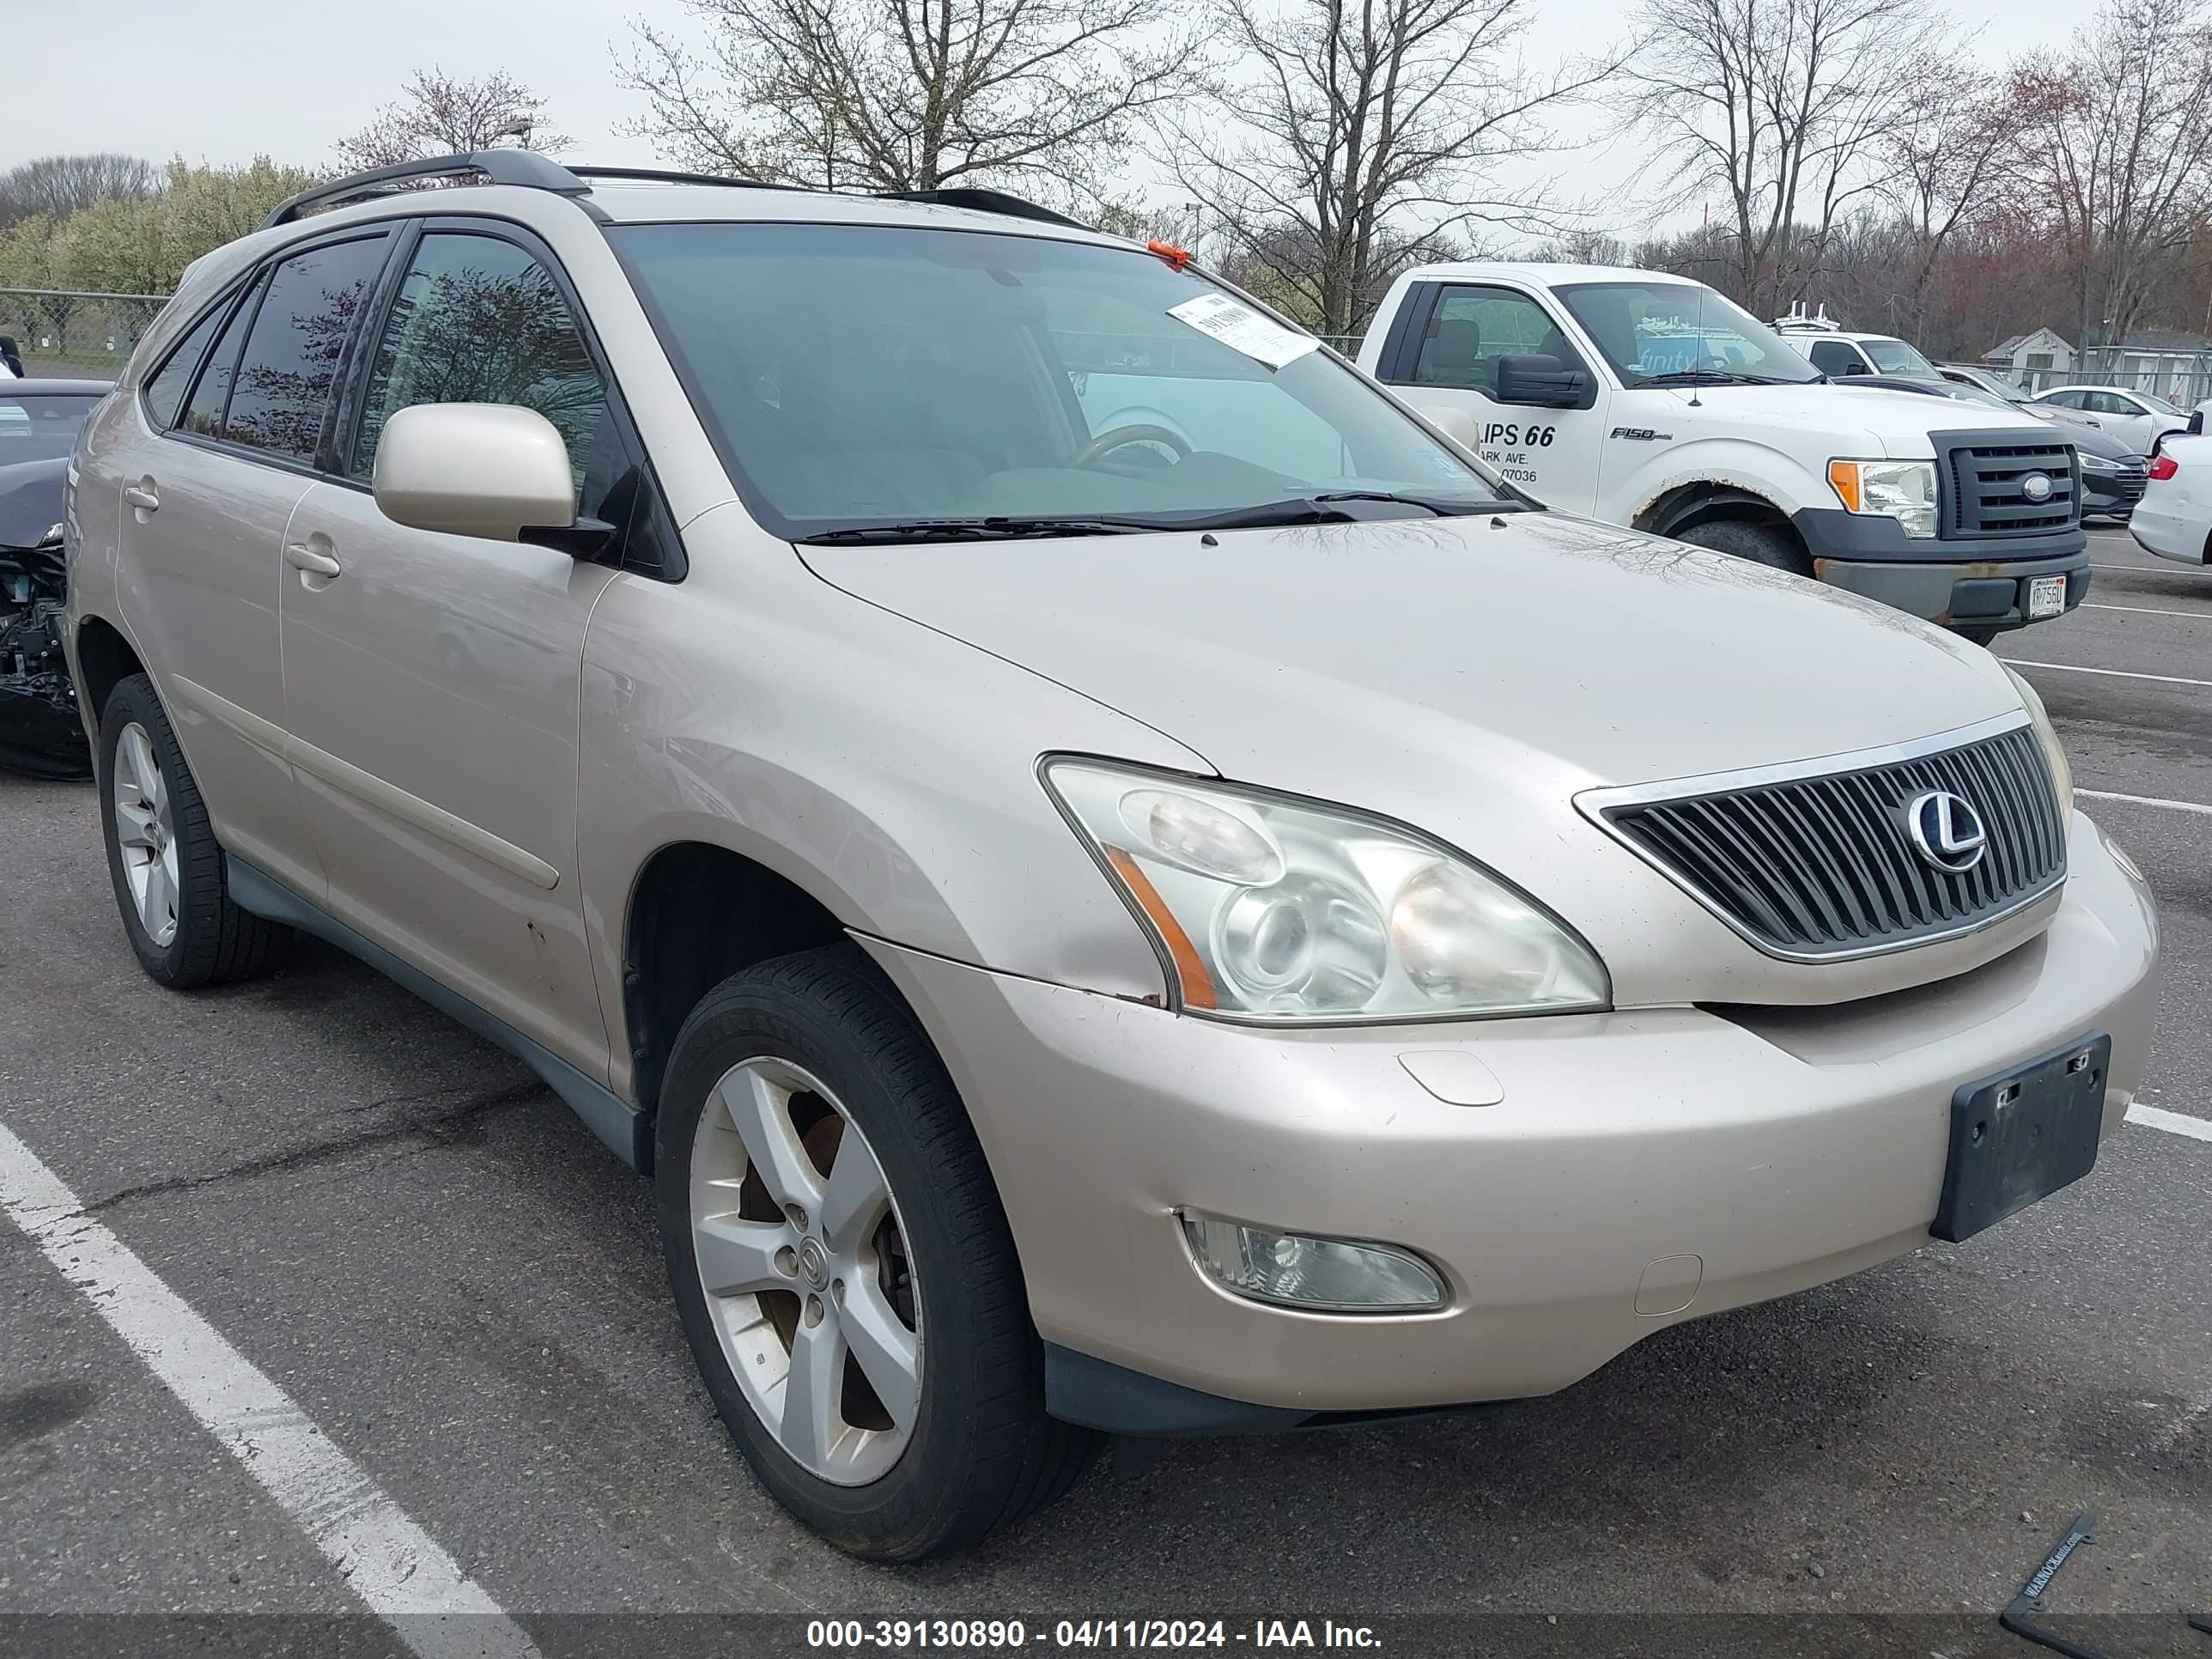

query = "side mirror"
[
  {"left": 1839, "top": 361, "right": 1870, "bottom": 377},
  {"left": 2191, "top": 410, "right": 2205, "bottom": 435},
  {"left": 372, "top": 403, "right": 576, "bottom": 543},
  {"left": 1495, "top": 353, "right": 1590, "bottom": 409},
  {"left": 1416, "top": 404, "right": 1485, "bottom": 458}
]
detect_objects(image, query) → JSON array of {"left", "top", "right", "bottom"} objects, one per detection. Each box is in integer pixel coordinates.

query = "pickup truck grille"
[
  {"left": 1596, "top": 725, "right": 2066, "bottom": 960},
  {"left": 1940, "top": 436, "right": 2080, "bottom": 537}
]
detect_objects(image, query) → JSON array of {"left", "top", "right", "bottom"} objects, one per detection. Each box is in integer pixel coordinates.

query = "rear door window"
[
  {"left": 178, "top": 277, "right": 263, "bottom": 438},
  {"left": 142, "top": 300, "right": 230, "bottom": 429},
  {"left": 223, "top": 235, "right": 389, "bottom": 465}
]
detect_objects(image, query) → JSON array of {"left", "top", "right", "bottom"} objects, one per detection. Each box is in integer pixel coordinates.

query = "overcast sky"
[{"left": 15, "top": 0, "right": 2100, "bottom": 240}]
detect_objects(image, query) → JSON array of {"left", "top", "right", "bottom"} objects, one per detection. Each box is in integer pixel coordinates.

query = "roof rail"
[
  {"left": 260, "top": 150, "right": 590, "bottom": 229},
  {"left": 564, "top": 164, "right": 810, "bottom": 194},
  {"left": 874, "top": 187, "right": 1091, "bottom": 230}
]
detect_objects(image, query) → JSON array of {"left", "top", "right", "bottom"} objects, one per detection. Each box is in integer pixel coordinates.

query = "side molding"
[{"left": 225, "top": 856, "right": 651, "bottom": 1172}]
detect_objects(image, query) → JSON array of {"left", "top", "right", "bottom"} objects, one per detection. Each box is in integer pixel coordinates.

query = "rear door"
[
  {"left": 276, "top": 221, "right": 623, "bottom": 1076},
  {"left": 109, "top": 232, "right": 392, "bottom": 896},
  {"left": 1372, "top": 281, "right": 1605, "bottom": 509}
]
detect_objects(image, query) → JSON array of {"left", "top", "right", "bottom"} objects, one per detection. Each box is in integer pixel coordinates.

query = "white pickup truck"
[{"left": 1358, "top": 263, "right": 2089, "bottom": 638}]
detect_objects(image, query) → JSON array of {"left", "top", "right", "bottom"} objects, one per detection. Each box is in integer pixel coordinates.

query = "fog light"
[{"left": 1178, "top": 1213, "right": 1444, "bottom": 1312}]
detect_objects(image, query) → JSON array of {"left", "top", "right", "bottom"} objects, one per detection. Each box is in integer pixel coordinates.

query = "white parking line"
[
  {"left": 2001, "top": 658, "right": 2212, "bottom": 689},
  {"left": 2076, "top": 787, "right": 2212, "bottom": 816},
  {"left": 2128, "top": 1103, "right": 2212, "bottom": 1143},
  {"left": 0, "top": 1118, "right": 541, "bottom": 1659},
  {"left": 2083, "top": 602, "right": 2212, "bottom": 620}
]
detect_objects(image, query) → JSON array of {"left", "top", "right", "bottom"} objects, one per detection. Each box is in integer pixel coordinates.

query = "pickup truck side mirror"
[
  {"left": 1838, "top": 361, "right": 1870, "bottom": 376},
  {"left": 1495, "top": 353, "right": 1591, "bottom": 409}
]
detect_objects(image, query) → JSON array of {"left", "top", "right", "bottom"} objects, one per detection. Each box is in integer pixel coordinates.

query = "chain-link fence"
[
  {"left": 2012, "top": 361, "right": 2212, "bottom": 404},
  {"left": 0, "top": 287, "right": 172, "bottom": 374}
]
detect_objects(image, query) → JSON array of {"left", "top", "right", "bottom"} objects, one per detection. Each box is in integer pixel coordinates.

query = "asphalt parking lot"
[{"left": 2, "top": 526, "right": 2207, "bottom": 1657}]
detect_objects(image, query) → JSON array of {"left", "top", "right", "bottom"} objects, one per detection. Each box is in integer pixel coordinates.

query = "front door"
[
  {"left": 1379, "top": 283, "right": 1607, "bottom": 511},
  {"left": 276, "top": 225, "right": 619, "bottom": 1076}
]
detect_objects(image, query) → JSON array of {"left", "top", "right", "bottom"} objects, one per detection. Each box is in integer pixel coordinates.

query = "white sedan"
[
  {"left": 2033, "top": 385, "right": 2192, "bottom": 453},
  {"left": 2130, "top": 435, "right": 2212, "bottom": 565}
]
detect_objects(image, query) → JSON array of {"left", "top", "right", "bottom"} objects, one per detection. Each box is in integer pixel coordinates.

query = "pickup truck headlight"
[
  {"left": 1827, "top": 459, "right": 1937, "bottom": 538},
  {"left": 2003, "top": 665, "right": 2074, "bottom": 809},
  {"left": 1044, "top": 759, "right": 1610, "bottom": 1023}
]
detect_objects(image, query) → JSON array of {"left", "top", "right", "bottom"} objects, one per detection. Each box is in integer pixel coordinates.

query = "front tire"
[
  {"left": 656, "top": 942, "right": 1097, "bottom": 1559},
  {"left": 1673, "top": 518, "right": 1815, "bottom": 577},
  {"left": 96, "top": 673, "right": 288, "bottom": 988}
]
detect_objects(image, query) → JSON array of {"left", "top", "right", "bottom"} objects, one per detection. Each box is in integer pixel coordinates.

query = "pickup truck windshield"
[
  {"left": 1862, "top": 337, "right": 1939, "bottom": 376},
  {"left": 1553, "top": 281, "right": 1823, "bottom": 386},
  {"left": 616, "top": 222, "right": 1511, "bottom": 542}
]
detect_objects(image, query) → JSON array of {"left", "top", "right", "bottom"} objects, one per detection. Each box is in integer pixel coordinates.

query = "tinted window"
[
  {"left": 179, "top": 279, "right": 261, "bottom": 438},
  {"left": 224, "top": 236, "right": 387, "bottom": 463},
  {"left": 352, "top": 234, "right": 605, "bottom": 487},
  {"left": 1409, "top": 287, "right": 1571, "bottom": 396},
  {"left": 143, "top": 301, "right": 229, "bottom": 429},
  {"left": 0, "top": 393, "right": 100, "bottom": 464},
  {"left": 1808, "top": 340, "right": 1863, "bottom": 376},
  {"left": 2087, "top": 391, "right": 2135, "bottom": 416}
]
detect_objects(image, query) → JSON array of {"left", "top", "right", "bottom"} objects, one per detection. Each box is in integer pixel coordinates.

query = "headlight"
[
  {"left": 2003, "top": 665, "right": 2073, "bottom": 809},
  {"left": 1827, "top": 459, "right": 1937, "bottom": 538},
  {"left": 2079, "top": 453, "right": 2118, "bottom": 473},
  {"left": 1043, "top": 760, "right": 1610, "bottom": 1023}
]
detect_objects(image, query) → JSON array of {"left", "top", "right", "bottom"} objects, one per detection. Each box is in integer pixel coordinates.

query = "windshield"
[
  {"left": 0, "top": 393, "right": 100, "bottom": 465},
  {"left": 2137, "top": 389, "right": 2187, "bottom": 416},
  {"left": 1936, "top": 382, "right": 2014, "bottom": 413},
  {"left": 1552, "top": 281, "right": 1822, "bottom": 386},
  {"left": 1860, "top": 338, "right": 1938, "bottom": 376},
  {"left": 613, "top": 222, "right": 1508, "bottom": 541}
]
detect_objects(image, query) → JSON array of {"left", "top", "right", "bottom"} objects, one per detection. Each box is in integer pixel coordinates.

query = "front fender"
[{"left": 1609, "top": 437, "right": 1832, "bottom": 531}]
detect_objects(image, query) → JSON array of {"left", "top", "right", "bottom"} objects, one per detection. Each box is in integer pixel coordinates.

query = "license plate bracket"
[
  {"left": 2027, "top": 574, "right": 2067, "bottom": 619},
  {"left": 1932, "top": 1034, "right": 2110, "bottom": 1243}
]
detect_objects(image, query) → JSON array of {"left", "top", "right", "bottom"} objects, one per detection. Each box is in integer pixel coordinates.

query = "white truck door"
[{"left": 1369, "top": 281, "right": 1607, "bottom": 512}]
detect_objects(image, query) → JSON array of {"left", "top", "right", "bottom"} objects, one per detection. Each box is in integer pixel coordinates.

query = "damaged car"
[{"left": 2, "top": 380, "right": 110, "bottom": 777}]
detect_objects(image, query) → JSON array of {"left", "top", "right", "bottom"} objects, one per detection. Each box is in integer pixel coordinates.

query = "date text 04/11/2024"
[{"left": 805, "top": 1619, "right": 1382, "bottom": 1649}]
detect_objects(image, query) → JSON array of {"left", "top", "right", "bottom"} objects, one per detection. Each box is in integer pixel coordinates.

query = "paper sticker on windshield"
[{"left": 1166, "top": 295, "right": 1319, "bottom": 369}]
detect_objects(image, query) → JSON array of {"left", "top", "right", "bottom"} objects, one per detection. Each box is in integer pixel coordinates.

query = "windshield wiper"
[
  {"left": 1638, "top": 369, "right": 1785, "bottom": 386},
  {"left": 798, "top": 515, "right": 1154, "bottom": 545},
  {"left": 1178, "top": 490, "right": 1506, "bottom": 531}
]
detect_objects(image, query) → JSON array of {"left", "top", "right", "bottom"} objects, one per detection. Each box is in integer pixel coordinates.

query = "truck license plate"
[{"left": 2027, "top": 574, "right": 2067, "bottom": 618}]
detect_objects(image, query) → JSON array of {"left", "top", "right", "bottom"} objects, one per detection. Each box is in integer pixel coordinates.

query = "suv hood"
[
  {"left": 1650, "top": 382, "right": 2063, "bottom": 458},
  {"left": 806, "top": 510, "right": 2039, "bottom": 1006},
  {"left": 806, "top": 510, "right": 2021, "bottom": 795}
]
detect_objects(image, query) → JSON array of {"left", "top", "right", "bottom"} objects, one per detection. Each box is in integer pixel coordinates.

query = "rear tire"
[
  {"left": 657, "top": 941, "right": 1098, "bottom": 1559},
  {"left": 96, "top": 673, "right": 289, "bottom": 988},
  {"left": 1673, "top": 518, "right": 1815, "bottom": 577}
]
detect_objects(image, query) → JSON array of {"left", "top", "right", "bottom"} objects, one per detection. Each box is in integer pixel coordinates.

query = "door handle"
[
  {"left": 284, "top": 542, "right": 343, "bottom": 578},
  {"left": 125, "top": 483, "right": 160, "bottom": 512}
]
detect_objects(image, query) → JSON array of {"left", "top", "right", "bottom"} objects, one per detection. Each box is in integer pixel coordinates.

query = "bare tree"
[
  {"left": 337, "top": 69, "right": 571, "bottom": 170},
  {"left": 618, "top": 0, "right": 1197, "bottom": 195},
  {"left": 1879, "top": 63, "right": 2026, "bottom": 331},
  {"left": 0, "top": 154, "right": 159, "bottom": 228},
  {"left": 1622, "top": 0, "right": 1948, "bottom": 315},
  {"left": 2010, "top": 0, "right": 2212, "bottom": 373},
  {"left": 1162, "top": 0, "right": 1621, "bottom": 337}
]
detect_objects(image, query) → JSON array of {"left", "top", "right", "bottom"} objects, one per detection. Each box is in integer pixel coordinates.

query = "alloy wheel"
[
  {"left": 690, "top": 1056, "right": 922, "bottom": 1486},
  {"left": 112, "top": 721, "right": 179, "bottom": 947}
]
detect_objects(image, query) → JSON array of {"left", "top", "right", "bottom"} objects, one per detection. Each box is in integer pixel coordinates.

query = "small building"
[{"left": 1983, "top": 328, "right": 2075, "bottom": 386}]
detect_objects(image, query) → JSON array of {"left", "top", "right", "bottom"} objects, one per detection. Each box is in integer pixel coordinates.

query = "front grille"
[
  {"left": 1939, "top": 432, "right": 2080, "bottom": 537},
  {"left": 2107, "top": 465, "right": 2148, "bottom": 507},
  {"left": 1597, "top": 726, "right": 2067, "bottom": 960}
]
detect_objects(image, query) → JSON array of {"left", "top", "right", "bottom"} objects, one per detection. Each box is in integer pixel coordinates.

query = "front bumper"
[
  {"left": 864, "top": 815, "right": 2156, "bottom": 1429},
  {"left": 1793, "top": 507, "right": 2089, "bottom": 632}
]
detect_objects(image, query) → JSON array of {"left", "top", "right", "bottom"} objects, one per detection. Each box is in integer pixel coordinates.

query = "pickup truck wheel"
[
  {"left": 657, "top": 941, "right": 1099, "bottom": 1559},
  {"left": 97, "top": 673, "right": 289, "bottom": 988},
  {"left": 1674, "top": 519, "right": 1814, "bottom": 577}
]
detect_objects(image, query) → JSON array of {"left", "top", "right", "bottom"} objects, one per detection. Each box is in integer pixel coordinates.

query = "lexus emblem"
[
  {"left": 2021, "top": 472, "right": 2054, "bottom": 502},
  {"left": 1905, "top": 790, "right": 1987, "bottom": 873}
]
